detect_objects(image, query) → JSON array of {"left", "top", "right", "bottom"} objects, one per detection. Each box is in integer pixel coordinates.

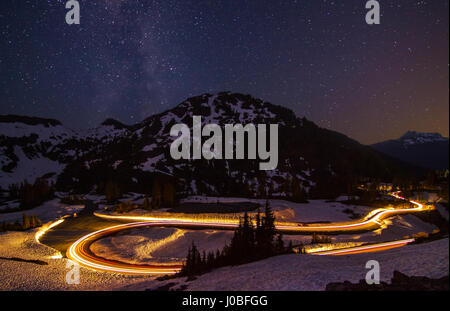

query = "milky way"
[{"left": 0, "top": 0, "right": 448, "bottom": 144}]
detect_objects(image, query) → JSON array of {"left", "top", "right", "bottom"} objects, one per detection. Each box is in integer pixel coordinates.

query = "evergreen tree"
[
  {"left": 182, "top": 242, "right": 203, "bottom": 276},
  {"left": 257, "top": 176, "right": 266, "bottom": 198},
  {"left": 227, "top": 212, "right": 256, "bottom": 264},
  {"left": 287, "top": 240, "right": 294, "bottom": 253},
  {"left": 125, "top": 200, "right": 132, "bottom": 212},
  {"left": 202, "top": 251, "right": 207, "bottom": 270},
  {"left": 291, "top": 176, "right": 307, "bottom": 203},
  {"left": 268, "top": 182, "right": 274, "bottom": 198},
  {"left": 13, "top": 220, "right": 21, "bottom": 230},
  {"left": 276, "top": 233, "right": 285, "bottom": 254},
  {"left": 105, "top": 181, "right": 121, "bottom": 203},
  {"left": 179, "top": 203, "right": 292, "bottom": 277},
  {"left": 255, "top": 209, "right": 264, "bottom": 252},
  {"left": 22, "top": 213, "right": 30, "bottom": 230},
  {"left": 227, "top": 220, "right": 242, "bottom": 263},
  {"left": 193, "top": 243, "right": 202, "bottom": 274},
  {"left": 35, "top": 216, "right": 42, "bottom": 226},
  {"left": 182, "top": 245, "right": 192, "bottom": 275},
  {"left": 143, "top": 194, "right": 151, "bottom": 210},
  {"left": 296, "top": 242, "right": 305, "bottom": 254},
  {"left": 30, "top": 215, "right": 36, "bottom": 228},
  {"left": 151, "top": 179, "right": 162, "bottom": 209},
  {"left": 206, "top": 251, "right": 215, "bottom": 269},
  {"left": 163, "top": 182, "right": 176, "bottom": 209},
  {"left": 8, "top": 183, "right": 20, "bottom": 199},
  {"left": 241, "top": 212, "right": 255, "bottom": 259},
  {"left": 260, "top": 199, "right": 276, "bottom": 256},
  {"left": 215, "top": 249, "right": 221, "bottom": 266}
]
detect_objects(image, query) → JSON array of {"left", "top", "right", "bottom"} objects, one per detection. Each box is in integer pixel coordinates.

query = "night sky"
[{"left": 0, "top": 0, "right": 448, "bottom": 144}]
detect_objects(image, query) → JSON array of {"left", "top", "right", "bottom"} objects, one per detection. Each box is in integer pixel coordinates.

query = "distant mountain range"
[
  {"left": 0, "top": 92, "right": 423, "bottom": 199},
  {"left": 371, "top": 131, "right": 449, "bottom": 170}
]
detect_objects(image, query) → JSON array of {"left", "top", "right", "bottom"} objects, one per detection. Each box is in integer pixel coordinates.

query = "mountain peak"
[
  {"left": 399, "top": 131, "right": 447, "bottom": 146},
  {"left": 372, "top": 131, "right": 449, "bottom": 170},
  {"left": 168, "top": 91, "right": 299, "bottom": 127},
  {"left": 101, "top": 118, "right": 130, "bottom": 130}
]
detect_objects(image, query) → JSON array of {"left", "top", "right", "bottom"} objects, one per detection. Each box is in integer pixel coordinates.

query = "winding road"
[{"left": 62, "top": 192, "right": 431, "bottom": 275}]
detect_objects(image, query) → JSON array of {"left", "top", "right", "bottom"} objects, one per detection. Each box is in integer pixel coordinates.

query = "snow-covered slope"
[
  {"left": 0, "top": 115, "right": 132, "bottom": 188},
  {"left": 400, "top": 131, "right": 448, "bottom": 146},
  {"left": 2, "top": 93, "right": 421, "bottom": 197},
  {"left": 120, "top": 238, "right": 449, "bottom": 291},
  {"left": 0, "top": 116, "right": 75, "bottom": 187}
]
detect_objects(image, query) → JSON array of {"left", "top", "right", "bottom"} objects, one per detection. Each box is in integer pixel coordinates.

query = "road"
[{"left": 63, "top": 192, "right": 431, "bottom": 275}]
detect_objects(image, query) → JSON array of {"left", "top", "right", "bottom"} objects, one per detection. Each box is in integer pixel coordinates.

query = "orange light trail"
[
  {"left": 311, "top": 238, "right": 415, "bottom": 256},
  {"left": 92, "top": 192, "right": 429, "bottom": 233},
  {"left": 67, "top": 221, "right": 183, "bottom": 274},
  {"left": 64, "top": 192, "right": 430, "bottom": 275},
  {"left": 35, "top": 218, "right": 66, "bottom": 243}
]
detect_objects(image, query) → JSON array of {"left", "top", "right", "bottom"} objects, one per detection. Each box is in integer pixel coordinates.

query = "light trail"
[
  {"left": 65, "top": 192, "right": 430, "bottom": 275},
  {"left": 35, "top": 218, "right": 66, "bottom": 243},
  {"left": 93, "top": 192, "right": 430, "bottom": 233},
  {"left": 35, "top": 218, "right": 67, "bottom": 260},
  {"left": 311, "top": 238, "right": 415, "bottom": 256},
  {"left": 67, "top": 221, "right": 183, "bottom": 274}
]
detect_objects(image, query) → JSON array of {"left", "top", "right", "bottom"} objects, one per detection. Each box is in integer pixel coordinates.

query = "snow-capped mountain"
[
  {"left": 0, "top": 115, "right": 128, "bottom": 188},
  {"left": 371, "top": 131, "right": 449, "bottom": 170},
  {"left": 399, "top": 131, "right": 448, "bottom": 147},
  {"left": 0, "top": 115, "right": 73, "bottom": 187},
  {"left": 1, "top": 92, "right": 421, "bottom": 198}
]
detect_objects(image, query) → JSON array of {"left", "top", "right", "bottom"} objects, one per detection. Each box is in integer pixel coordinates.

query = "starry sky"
[{"left": 0, "top": 0, "right": 448, "bottom": 144}]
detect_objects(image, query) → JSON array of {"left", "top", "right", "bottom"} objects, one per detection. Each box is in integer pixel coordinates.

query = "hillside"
[
  {"left": 372, "top": 131, "right": 449, "bottom": 170},
  {"left": 1, "top": 92, "right": 423, "bottom": 199}
]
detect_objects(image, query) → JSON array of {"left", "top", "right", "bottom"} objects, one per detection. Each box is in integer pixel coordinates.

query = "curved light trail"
[
  {"left": 35, "top": 218, "right": 66, "bottom": 243},
  {"left": 311, "top": 238, "right": 416, "bottom": 256},
  {"left": 67, "top": 222, "right": 183, "bottom": 274},
  {"left": 92, "top": 192, "right": 429, "bottom": 233},
  {"left": 65, "top": 192, "right": 430, "bottom": 275}
]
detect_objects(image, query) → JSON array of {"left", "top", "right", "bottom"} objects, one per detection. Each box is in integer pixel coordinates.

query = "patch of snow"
[
  {"left": 0, "top": 199, "right": 83, "bottom": 223},
  {"left": 126, "top": 238, "right": 449, "bottom": 291},
  {"left": 142, "top": 144, "right": 157, "bottom": 152},
  {"left": 139, "top": 154, "right": 165, "bottom": 172},
  {"left": 0, "top": 146, "right": 65, "bottom": 187}
]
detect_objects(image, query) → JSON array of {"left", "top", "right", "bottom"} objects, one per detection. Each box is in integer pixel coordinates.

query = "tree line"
[
  {"left": 0, "top": 213, "right": 42, "bottom": 232},
  {"left": 7, "top": 179, "right": 54, "bottom": 211},
  {"left": 179, "top": 200, "right": 294, "bottom": 277}
]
